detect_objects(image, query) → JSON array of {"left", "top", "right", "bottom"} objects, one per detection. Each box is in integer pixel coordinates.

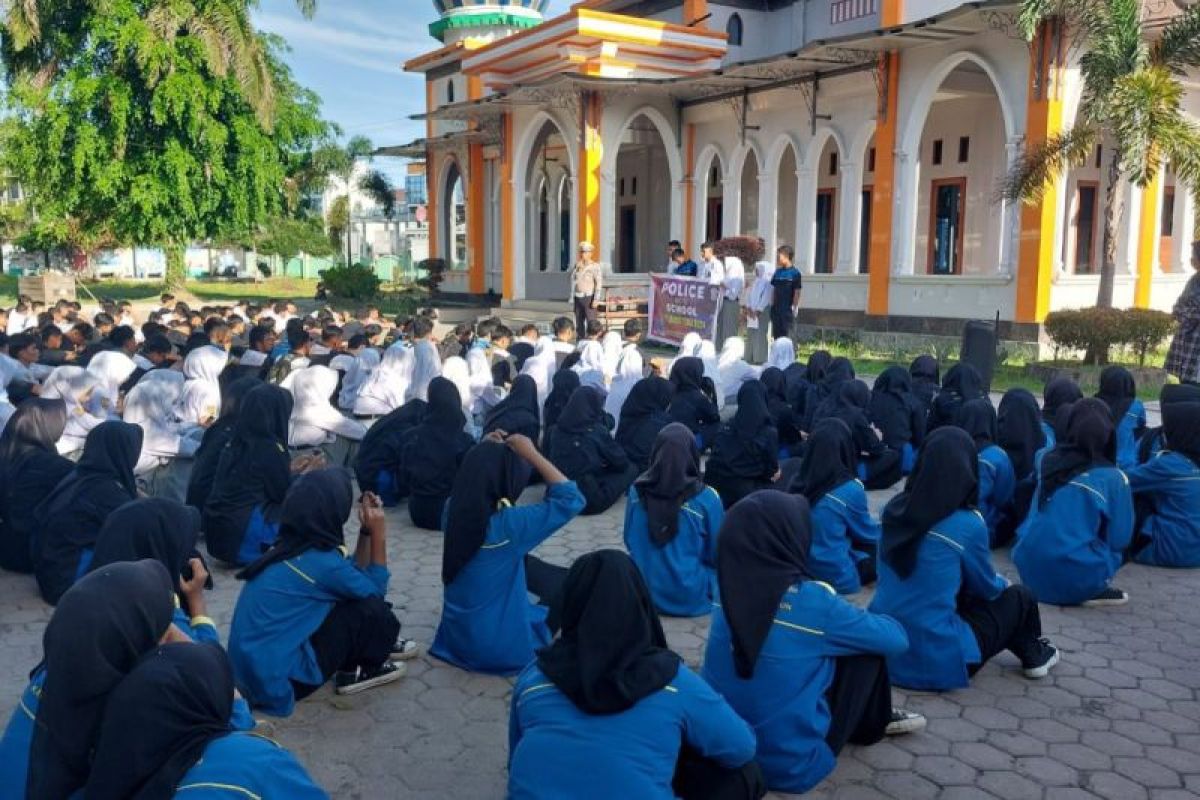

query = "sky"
[{"left": 254, "top": 0, "right": 574, "bottom": 182}]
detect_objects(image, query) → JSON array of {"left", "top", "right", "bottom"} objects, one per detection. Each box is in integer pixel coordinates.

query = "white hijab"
[
  {"left": 604, "top": 344, "right": 644, "bottom": 424},
  {"left": 441, "top": 356, "right": 473, "bottom": 416},
  {"left": 747, "top": 261, "right": 775, "bottom": 311},
  {"left": 339, "top": 347, "right": 381, "bottom": 411},
  {"left": 699, "top": 340, "right": 725, "bottom": 410},
  {"left": 407, "top": 340, "right": 441, "bottom": 402},
  {"left": 521, "top": 337, "right": 559, "bottom": 405},
  {"left": 600, "top": 331, "right": 623, "bottom": 378},
  {"left": 123, "top": 370, "right": 196, "bottom": 473},
  {"left": 768, "top": 337, "right": 796, "bottom": 371},
  {"left": 174, "top": 346, "right": 227, "bottom": 426},
  {"left": 722, "top": 256, "right": 746, "bottom": 302},
  {"left": 86, "top": 351, "right": 137, "bottom": 418},
  {"left": 289, "top": 365, "right": 367, "bottom": 447},
  {"left": 718, "top": 336, "right": 758, "bottom": 401},
  {"left": 466, "top": 347, "right": 501, "bottom": 414},
  {"left": 42, "top": 366, "right": 105, "bottom": 454},
  {"left": 667, "top": 332, "right": 704, "bottom": 377},
  {"left": 354, "top": 345, "right": 412, "bottom": 416}
]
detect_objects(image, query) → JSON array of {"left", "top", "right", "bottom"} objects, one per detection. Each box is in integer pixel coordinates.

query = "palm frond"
[
  {"left": 1151, "top": 3, "right": 1200, "bottom": 72},
  {"left": 1107, "top": 66, "right": 1184, "bottom": 186},
  {"left": 1000, "top": 125, "right": 1099, "bottom": 203},
  {"left": 293, "top": 0, "right": 317, "bottom": 20},
  {"left": 1158, "top": 116, "right": 1200, "bottom": 198},
  {"left": 6, "top": 0, "right": 43, "bottom": 50}
]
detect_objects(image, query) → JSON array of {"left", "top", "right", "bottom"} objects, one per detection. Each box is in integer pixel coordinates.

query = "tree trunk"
[
  {"left": 1097, "top": 153, "right": 1124, "bottom": 309},
  {"left": 165, "top": 242, "right": 187, "bottom": 289}
]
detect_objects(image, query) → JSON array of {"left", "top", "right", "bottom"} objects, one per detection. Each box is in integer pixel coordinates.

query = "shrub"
[
  {"left": 1119, "top": 308, "right": 1176, "bottom": 366},
  {"left": 1044, "top": 307, "right": 1176, "bottom": 366},
  {"left": 713, "top": 236, "right": 765, "bottom": 265},
  {"left": 320, "top": 262, "right": 380, "bottom": 300},
  {"left": 416, "top": 258, "right": 448, "bottom": 295}
]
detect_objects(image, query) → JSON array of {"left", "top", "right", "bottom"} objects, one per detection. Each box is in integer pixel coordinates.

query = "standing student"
[
  {"left": 32, "top": 420, "right": 143, "bottom": 604},
  {"left": 1013, "top": 399, "right": 1135, "bottom": 606},
  {"left": 1164, "top": 240, "right": 1200, "bottom": 382},
  {"left": 956, "top": 399, "right": 1016, "bottom": 546},
  {"left": 549, "top": 386, "right": 638, "bottom": 515},
  {"left": 230, "top": 469, "right": 413, "bottom": 716},
  {"left": 868, "top": 366, "right": 927, "bottom": 473},
  {"left": 571, "top": 242, "right": 603, "bottom": 336},
  {"left": 871, "top": 428, "right": 1059, "bottom": 691},
  {"left": 743, "top": 261, "right": 775, "bottom": 364},
  {"left": 993, "top": 388, "right": 1048, "bottom": 546},
  {"left": 432, "top": 434, "right": 586, "bottom": 675},
  {"left": 624, "top": 424, "right": 724, "bottom": 617},
  {"left": 12, "top": 561, "right": 176, "bottom": 799},
  {"left": 668, "top": 357, "right": 721, "bottom": 447},
  {"left": 1094, "top": 365, "right": 1146, "bottom": 470},
  {"left": 702, "top": 492, "right": 923, "bottom": 795},
  {"left": 769, "top": 245, "right": 801, "bottom": 342},
  {"left": 616, "top": 376, "right": 674, "bottom": 471},
  {"left": 1041, "top": 377, "right": 1083, "bottom": 447},
  {"left": 1126, "top": 399, "right": 1200, "bottom": 567},
  {"left": 351, "top": 399, "right": 426, "bottom": 505},
  {"left": 402, "top": 377, "right": 476, "bottom": 530},
  {"left": 791, "top": 418, "right": 880, "bottom": 594},
  {"left": 928, "top": 362, "right": 985, "bottom": 432},
  {"left": 203, "top": 384, "right": 297, "bottom": 566},
  {"left": 186, "top": 376, "right": 260, "bottom": 511},
  {"left": 85, "top": 642, "right": 327, "bottom": 799},
  {"left": 509, "top": 551, "right": 760, "bottom": 800},
  {"left": 697, "top": 241, "right": 725, "bottom": 286},
  {"left": 716, "top": 255, "right": 745, "bottom": 349},
  {"left": 0, "top": 399, "right": 73, "bottom": 573},
  {"left": 908, "top": 355, "right": 940, "bottom": 418},
  {"left": 705, "top": 382, "right": 780, "bottom": 509},
  {"left": 484, "top": 373, "right": 542, "bottom": 443}
]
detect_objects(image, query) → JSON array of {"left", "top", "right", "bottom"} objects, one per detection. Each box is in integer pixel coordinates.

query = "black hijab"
[
  {"left": 1095, "top": 366, "right": 1136, "bottom": 424},
  {"left": 716, "top": 491, "right": 813, "bottom": 679},
  {"left": 941, "top": 363, "right": 984, "bottom": 401},
  {"left": 880, "top": 427, "right": 979, "bottom": 580},
  {"left": 668, "top": 357, "right": 705, "bottom": 394},
  {"left": 806, "top": 351, "right": 832, "bottom": 385},
  {"left": 1042, "top": 377, "right": 1083, "bottom": 424},
  {"left": 509, "top": 341, "right": 535, "bottom": 372},
  {"left": 1140, "top": 383, "right": 1200, "bottom": 463},
  {"left": 352, "top": 398, "right": 427, "bottom": 490},
  {"left": 537, "top": 550, "right": 680, "bottom": 715},
  {"left": 84, "top": 642, "right": 234, "bottom": 800},
  {"left": 956, "top": 398, "right": 997, "bottom": 452},
  {"left": 997, "top": 388, "right": 1045, "bottom": 480},
  {"left": 484, "top": 374, "right": 540, "bottom": 437},
  {"left": 1038, "top": 398, "right": 1116, "bottom": 509},
  {"left": 616, "top": 377, "right": 674, "bottom": 470},
  {"left": 71, "top": 420, "right": 143, "bottom": 498},
  {"left": 869, "top": 366, "right": 916, "bottom": 447},
  {"left": 634, "top": 423, "right": 704, "bottom": 546},
  {"left": 761, "top": 368, "right": 801, "bottom": 444},
  {"left": 556, "top": 385, "right": 605, "bottom": 435},
  {"left": 405, "top": 377, "right": 469, "bottom": 489},
  {"left": 0, "top": 398, "right": 72, "bottom": 571},
  {"left": 0, "top": 397, "right": 67, "bottom": 475},
  {"left": 90, "top": 498, "right": 207, "bottom": 608},
  {"left": 543, "top": 369, "right": 580, "bottom": 430},
  {"left": 910, "top": 355, "right": 940, "bottom": 410},
  {"left": 442, "top": 441, "right": 532, "bottom": 584},
  {"left": 1163, "top": 401, "right": 1200, "bottom": 467},
  {"left": 238, "top": 467, "right": 354, "bottom": 580},
  {"left": 806, "top": 358, "right": 856, "bottom": 429},
  {"left": 27, "top": 560, "right": 176, "bottom": 800},
  {"left": 791, "top": 418, "right": 856, "bottom": 506},
  {"left": 732, "top": 381, "right": 772, "bottom": 440},
  {"left": 186, "top": 376, "right": 260, "bottom": 509}
]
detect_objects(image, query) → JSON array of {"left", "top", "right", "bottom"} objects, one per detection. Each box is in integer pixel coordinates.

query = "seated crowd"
[{"left": 0, "top": 275, "right": 1196, "bottom": 798}]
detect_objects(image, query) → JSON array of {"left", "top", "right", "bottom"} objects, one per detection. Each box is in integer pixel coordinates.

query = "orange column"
[
  {"left": 682, "top": 0, "right": 708, "bottom": 27},
  {"left": 425, "top": 79, "right": 438, "bottom": 258},
  {"left": 466, "top": 75, "right": 486, "bottom": 294},
  {"left": 867, "top": 52, "right": 900, "bottom": 316},
  {"left": 1016, "top": 19, "right": 1066, "bottom": 323},
  {"left": 500, "top": 112, "right": 516, "bottom": 299},
  {"left": 684, "top": 123, "right": 696, "bottom": 255},
  {"left": 1135, "top": 168, "right": 1163, "bottom": 308},
  {"left": 881, "top": 0, "right": 904, "bottom": 26},
  {"left": 577, "top": 91, "right": 603, "bottom": 249}
]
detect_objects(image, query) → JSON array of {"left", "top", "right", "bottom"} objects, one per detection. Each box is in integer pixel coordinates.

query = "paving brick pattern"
[{"left": 1, "top": 411, "right": 1197, "bottom": 798}]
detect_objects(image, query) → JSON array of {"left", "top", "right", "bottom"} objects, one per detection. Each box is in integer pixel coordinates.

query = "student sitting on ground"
[
  {"left": 667, "top": 357, "right": 721, "bottom": 448},
  {"left": 790, "top": 418, "right": 880, "bottom": 594},
  {"left": 86, "top": 642, "right": 326, "bottom": 798},
  {"left": 122, "top": 370, "right": 198, "bottom": 502},
  {"left": 549, "top": 386, "right": 639, "bottom": 516},
  {"left": 702, "top": 491, "right": 924, "bottom": 795},
  {"left": 483, "top": 373, "right": 542, "bottom": 443},
  {"left": 1126, "top": 398, "right": 1200, "bottom": 567},
  {"left": 908, "top": 355, "right": 940, "bottom": 418},
  {"left": 540, "top": 368, "right": 580, "bottom": 456},
  {"left": 759, "top": 367, "right": 804, "bottom": 458},
  {"left": 927, "top": 362, "right": 985, "bottom": 432},
  {"left": 0, "top": 561, "right": 176, "bottom": 798},
  {"left": 817, "top": 380, "right": 903, "bottom": 491},
  {"left": 0, "top": 398, "right": 73, "bottom": 574},
  {"left": 871, "top": 427, "right": 1059, "bottom": 691},
  {"left": 509, "top": 550, "right": 761, "bottom": 800},
  {"left": 185, "top": 376, "right": 260, "bottom": 512},
  {"left": 705, "top": 381, "right": 780, "bottom": 509},
  {"left": 802, "top": 357, "right": 855, "bottom": 433},
  {"left": 352, "top": 399, "right": 426, "bottom": 506},
  {"left": 868, "top": 366, "right": 926, "bottom": 474},
  {"left": 402, "top": 377, "right": 476, "bottom": 530},
  {"left": 993, "top": 388, "right": 1048, "bottom": 547},
  {"left": 624, "top": 423, "right": 724, "bottom": 617},
  {"left": 432, "top": 434, "right": 586, "bottom": 675},
  {"left": 1014, "top": 398, "right": 1135, "bottom": 606},
  {"left": 1094, "top": 365, "right": 1146, "bottom": 470},
  {"left": 615, "top": 376, "right": 674, "bottom": 471},
  {"left": 32, "top": 420, "right": 143, "bottom": 604},
  {"left": 1041, "top": 377, "right": 1082, "bottom": 447},
  {"left": 230, "top": 470, "right": 415, "bottom": 716},
  {"left": 956, "top": 399, "right": 1016, "bottom": 546},
  {"left": 288, "top": 365, "right": 367, "bottom": 467}
]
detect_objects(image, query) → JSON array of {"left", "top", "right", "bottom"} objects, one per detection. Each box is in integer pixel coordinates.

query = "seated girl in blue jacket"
[
  {"left": 229, "top": 469, "right": 413, "bottom": 717},
  {"left": 432, "top": 433, "right": 586, "bottom": 675},
  {"left": 1094, "top": 366, "right": 1147, "bottom": 470},
  {"left": 1126, "top": 399, "right": 1200, "bottom": 568},
  {"left": 871, "top": 428, "right": 1059, "bottom": 691},
  {"left": 624, "top": 423, "right": 724, "bottom": 617},
  {"left": 1041, "top": 377, "right": 1082, "bottom": 449},
  {"left": 509, "top": 550, "right": 761, "bottom": 800},
  {"left": 702, "top": 491, "right": 924, "bottom": 795},
  {"left": 790, "top": 418, "right": 880, "bottom": 594},
  {"left": 1013, "top": 399, "right": 1135, "bottom": 606},
  {"left": 956, "top": 399, "right": 1016, "bottom": 545},
  {"left": 85, "top": 642, "right": 326, "bottom": 798},
  {"left": 994, "top": 388, "right": 1048, "bottom": 548}
]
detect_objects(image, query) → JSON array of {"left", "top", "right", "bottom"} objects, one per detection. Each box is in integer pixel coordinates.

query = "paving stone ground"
[{"left": 2, "top": 404, "right": 1198, "bottom": 799}]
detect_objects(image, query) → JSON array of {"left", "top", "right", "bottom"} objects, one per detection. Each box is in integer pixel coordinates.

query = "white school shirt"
[{"left": 698, "top": 257, "right": 725, "bottom": 286}]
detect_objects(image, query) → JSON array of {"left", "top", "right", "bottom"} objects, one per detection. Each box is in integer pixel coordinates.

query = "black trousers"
[
  {"left": 959, "top": 584, "right": 1043, "bottom": 672},
  {"left": 578, "top": 463, "right": 639, "bottom": 516},
  {"left": 993, "top": 476, "right": 1035, "bottom": 548},
  {"left": 824, "top": 654, "right": 894, "bottom": 754},
  {"left": 854, "top": 542, "right": 878, "bottom": 587},
  {"left": 525, "top": 555, "right": 569, "bottom": 634},
  {"left": 707, "top": 472, "right": 772, "bottom": 511},
  {"left": 673, "top": 746, "right": 767, "bottom": 800},
  {"left": 408, "top": 493, "right": 448, "bottom": 531},
  {"left": 770, "top": 311, "right": 794, "bottom": 342},
  {"left": 574, "top": 294, "right": 596, "bottom": 337},
  {"left": 292, "top": 596, "right": 401, "bottom": 699},
  {"left": 862, "top": 448, "right": 903, "bottom": 491}
]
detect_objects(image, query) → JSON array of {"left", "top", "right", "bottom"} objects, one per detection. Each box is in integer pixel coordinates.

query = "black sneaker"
[
  {"left": 390, "top": 639, "right": 421, "bottom": 662},
  {"left": 1082, "top": 587, "right": 1129, "bottom": 607},
  {"left": 885, "top": 708, "right": 926, "bottom": 736},
  {"left": 1022, "top": 638, "right": 1060, "bottom": 679},
  {"left": 334, "top": 662, "right": 406, "bottom": 696}
]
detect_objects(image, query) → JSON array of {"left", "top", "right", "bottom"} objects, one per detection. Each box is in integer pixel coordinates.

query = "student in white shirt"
[{"left": 697, "top": 242, "right": 725, "bottom": 286}]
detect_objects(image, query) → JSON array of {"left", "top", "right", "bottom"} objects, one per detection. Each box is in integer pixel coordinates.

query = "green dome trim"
[{"left": 430, "top": 12, "right": 542, "bottom": 41}]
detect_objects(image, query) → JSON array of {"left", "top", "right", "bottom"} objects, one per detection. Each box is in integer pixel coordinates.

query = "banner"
[{"left": 647, "top": 274, "right": 723, "bottom": 346}]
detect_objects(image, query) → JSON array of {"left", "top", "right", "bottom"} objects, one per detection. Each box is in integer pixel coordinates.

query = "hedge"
[{"left": 1044, "top": 307, "right": 1176, "bottom": 365}]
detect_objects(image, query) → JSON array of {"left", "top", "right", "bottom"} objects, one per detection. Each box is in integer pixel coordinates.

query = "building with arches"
[{"left": 401, "top": 0, "right": 1197, "bottom": 346}]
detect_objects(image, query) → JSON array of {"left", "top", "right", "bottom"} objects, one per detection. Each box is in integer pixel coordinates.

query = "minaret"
[{"left": 429, "top": 0, "right": 549, "bottom": 46}]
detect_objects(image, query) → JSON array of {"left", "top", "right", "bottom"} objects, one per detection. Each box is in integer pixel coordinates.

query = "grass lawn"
[{"left": 0, "top": 275, "right": 320, "bottom": 307}]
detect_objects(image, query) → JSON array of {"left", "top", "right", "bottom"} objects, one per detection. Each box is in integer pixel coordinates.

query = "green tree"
[
  {"left": 1, "top": 2, "right": 333, "bottom": 287},
  {"left": 329, "top": 135, "right": 374, "bottom": 266},
  {"left": 358, "top": 169, "right": 396, "bottom": 219}
]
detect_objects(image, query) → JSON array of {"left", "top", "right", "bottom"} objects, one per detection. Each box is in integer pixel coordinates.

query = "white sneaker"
[
  {"left": 1023, "top": 640, "right": 1060, "bottom": 679},
  {"left": 1082, "top": 587, "right": 1129, "bottom": 607},
  {"left": 390, "top": 639, "right": 421, "bottom": 662}
]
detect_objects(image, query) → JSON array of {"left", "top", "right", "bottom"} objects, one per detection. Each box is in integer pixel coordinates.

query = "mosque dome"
[{"left": 429, "top": 0, "right": 548, "bottom": 44}]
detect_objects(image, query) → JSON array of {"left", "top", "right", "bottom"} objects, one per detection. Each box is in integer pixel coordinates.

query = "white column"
[
  {"left": 891, "top": 149, "right": 918, "bottom": 275},
  {"left": 836, "top": 160, "right": 862, "bottom": 274},
  {"left": 722, "top": 176, "right": 739, "bottom": 238},
  {"left": 1116, "top": 180, "right": 1141, "bottom": 277},
  {"left": 757, "top": 173, "right": 778, "bottom": 256},
  {"left": 1173, "top": 181, "right": 1195, "bottom": 273},
  {"left": 1000, "top": 137, "right": 1025, "bottom": 276},
  {"left": 795, "top": 167, "right": 817, "bottom": 273}
]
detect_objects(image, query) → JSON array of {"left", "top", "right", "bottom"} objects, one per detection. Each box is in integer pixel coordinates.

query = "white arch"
[
  {"left": 764, "top": 133, "right": 803, "bottom": 180},
  {"left": 802, "top": 125, "right": 849, "bottom": 172},
  {"left": 764, "top": 136, "right": 802, "bottom": 256},
  {"left": 795, "top": 127, "right": 847, "bottom": 274},
  {"left": 897, "top": 50, "right": 1017, "bottom": 159},
  {"left": 727, "top": 139, "right": 765, "bottom": 238},
  {"left": 434, "top": 153, "right": 465, "bottom": 265},
  {"left": 511, "top": 110, "right": 577, "bottom": 300},
  {"left": 693, "top": 143, "right": 727, "bottom": 247}
]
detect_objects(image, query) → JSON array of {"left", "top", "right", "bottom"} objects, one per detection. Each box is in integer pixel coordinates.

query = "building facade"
[{"left": 404, "top": 0, "right": 1198, "bottom": 343}]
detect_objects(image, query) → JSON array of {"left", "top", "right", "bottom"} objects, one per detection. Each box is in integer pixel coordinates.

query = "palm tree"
[{"left": 1004, "top": 0, "right": 1200, "bottom": 307}]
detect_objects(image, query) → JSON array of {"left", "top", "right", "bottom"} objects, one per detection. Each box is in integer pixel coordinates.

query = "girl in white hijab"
[
  {"left": 667, "top": 332, "right": 704, "bottom": 378},
  {"left": 339, "top": 347, "right": 382, "bottom": 411},
  {"left": 768, "top": 337, "right": 796, "bottom": 371},
  {"left": 122, "top": 370, "right": 198, "bottom": 501},
  {"left": 289, "top": 365, "right": 367, "bottom": 466},
  {"left": 716, "top": 255, "right": 746, "bottom": 348},
  {"left": 745, "top": 261, "right": 775, "bottom": 364},
  {"left": 41, "top": 366, "right": 104, "bottom": 456},
  {"left": 466, "top": 346, "right": 501, "bottom": 415},
  {"left": 699, "top": 340, "right": 725, "bottom": 411},
  {"left": 407, "top": 340, "right": 442, "bottom": 402},
  {"left": 86, "top": 351, "right": 137, "bottom": 419},
  {"left": 603, "top": 344, "right": 644, "bottom": 426},
  {"left": 718, "top": 336, "right": 758, "bottom": 403},
  {"left": 521, "top": 337, "right": 559, "bottom": 405},
  {"left": 572, "top": 339, "right": 608, "bottom": 392},
  {"left": 174, "top": 345, "right": 227, "bottom": 427},
  {"left": 440, "top": 356, "right": 480, "bottom": 437},
  {"left": 354, "top": 344, "right": 411, "bottom": 417},
  {"left": 600, "top": 331, "right": 623, "bottom": 379}
]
